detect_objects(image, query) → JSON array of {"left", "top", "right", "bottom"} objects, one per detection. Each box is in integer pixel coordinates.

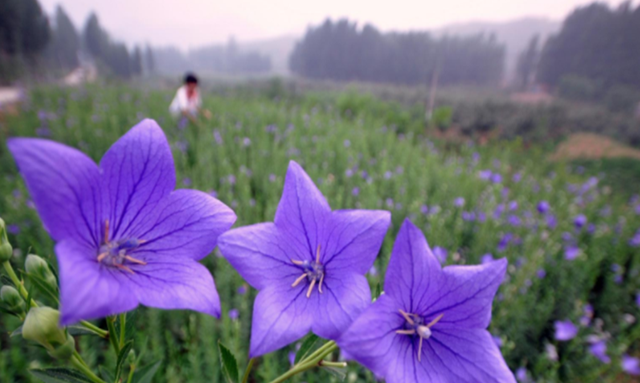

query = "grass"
[{"left": 0, "top": 84, "right": 639, "bottom": 382}]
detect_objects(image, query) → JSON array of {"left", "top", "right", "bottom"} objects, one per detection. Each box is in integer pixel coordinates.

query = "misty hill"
[{"left": 433, "top": 17, "right": 560, "bottom": 81}]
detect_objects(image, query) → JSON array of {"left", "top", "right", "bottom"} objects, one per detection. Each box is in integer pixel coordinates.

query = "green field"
[{"left": 1, "top": 84, "right": 639, "bottom": 382}]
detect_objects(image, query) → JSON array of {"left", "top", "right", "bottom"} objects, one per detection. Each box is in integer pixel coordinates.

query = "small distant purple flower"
[
  {"left": 36, "top": 127, "right": 51, "bottom": 137},
  {"left": 497, "top": 233, "right": 513, "bottom": 252},
  {"left": 8, "top": 119, "right": 236, "bottom": 325},
  {"left": 508, "top": 201, "right": 518, "bottom": 211},
  {"left": 507, "top": 215, "right": 521, "bottom": 227},
  {"left": 218, "top": 161, "right": 390, "bottom": 357},
  {"left": 492, "top": 335, "right": 503, "bottom": 348},
  {"left": 562, "top": 232, "right": 573, "bottom": 242},
  {"left": 237, "top": 285, "right": 247, "bottom": 295},
  {"left": 622, "top": 355, "right": 640, "bottom": 375},
  {"left": 512, "top": 172, "right": 522, "bottom": 183},
  {"left": 462, "top": 211, "right": 475, "bottom": 221},
  {"left": 589, "top": 340, "right": 610, "bottom": 363},
  {"left": 242, "top": 137, "right": 251, "bottom": 147},
  {"left": 384, "top": 171, "right": 393, "bottom": 180},
  {"left": 629, "top": 230, "right": 640, "bottom": 247},
  {"left": 343, "top": 139, "right": 351, "bottom": 148},
  {"left": 536, "top": 268, "right": 546, "bottom": 279},
  {"left": 432, "top": 246, "right": 448, "bottom": 264},
  {"left": 288, "top": 351, "right": 296, "bottom": 366},
  {"left": 479, "top": 170, "right": 492, "bottom": 180},
  {"left": 420, "top": 205, "right": 429, "bottom": 215},
  {"left": 228, "top": 175, "right": 236, "bottom": 185},
  {"left": 269, "top": 174, "right": 277, "bottom": 182},
  {"left": 481, "top": 253, "right": 494, "bottom": 264},
  {"left": 368, "top": 265, "right": 378, "bottom": 277},
  {"left": 338, "top": 220, "right": 514, "bottom": 383},
  {"left": 182, "top": 177, "right": 192, "bottom": 186},
  {"left": 574, "top": 214, "right": 587, "bottom": 229},
  {"left": 546, "top": 214, "right": 557, "bottom": 229},
  {"left": 385, "top": 198, "right": 394, "bottom": 208},
  {"left": 554, "top": 320, "right": 578, "bottom": 341},
  {"left": 454, "top": 197, "right": 465, "bottom": 207},
  {"left": 208, "top": 190, "right": 218, "bottom": 198},
  {"left": 213, "top": 130, "right": 223, "bottom": 144},
  {"left": 636, "top": 292, "right": 640, "bottom": 307},
  {"left": 6, "top": 224, "right": 20, "bottom": 235},
  {"left": 228, "top": 309, "right": 239, "bottom": 321},
  {"left": 565, "top": 245, "right": 580, "bottom": 260},
  {"left": 490, "top": 173, "right": 503, "bottom": 184},
  {"left": 537, "top": 201, "right": 550, "bottom": 214},
  {"left": 515, "top": 367, "right": 529, "bottom": 382},
  {"left": 351, "top": 187, "right": 360, "bottom": 197}
]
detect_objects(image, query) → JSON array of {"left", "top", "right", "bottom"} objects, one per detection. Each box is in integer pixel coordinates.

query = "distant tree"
[
  {"left": 289, "top": 18, "right": 504, "bottom": 87},
  {"left": 19, "top": 0, "right": 50, "bottom": 58},
  {"left": 50, "top": 5, "right": 79, "bottom": 70},
  {"left": 83, "top": 13, "right": 107, "bottom": 59},
  {"left": 516, "top": 35, "right": 539, "bottom": 90},
  {"left": 144, "top": 44, "right": 155, "bottom": 75},
  {"left": 131, "top": 46, "right": 142, "bottom": 76},
  {"left": 538, "top": 1, "right": 640, "bottom": 98}
]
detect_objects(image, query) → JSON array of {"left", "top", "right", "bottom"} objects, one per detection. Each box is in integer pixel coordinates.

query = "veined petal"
[
  {"left": 132, "top": 189, "right": 236, "bottom": 261},
  {"left": 100, "top": 119, "right": 176, "bottom": 240},
  {"left": 126, "top": 258, "right": 221, "bottom": 318},
  {"left": 424, "top": 327, "right": 516, "bottom": 383},
  {"left": 311, "top": 273, "right": 371, "bottom": 340},
  {"left": 8, "top": 138, "right": 102, "bottom": 248},
  {"left": 274, "top": 161, "right": 331, "bottom": 261},
  {"left": 218, "top": 223, "right": 302, "bottom": 290},
  {"left": 56, "top": 241, "right": 137, "bottom": 325},
  {"left": 249, "top": 281, "right": 314, "bottom": 358},
  {"left": 421, "top": 259, "right": 507, "bottom": 329},
  {"left": 338, "top": 294, "right": 406, "bottom": 379},
  {"left": 322, "top": 210, "right": 390, "bottom": 275},
  {"left": 384, "top": 219, "right": 442, "bottom": 313}
]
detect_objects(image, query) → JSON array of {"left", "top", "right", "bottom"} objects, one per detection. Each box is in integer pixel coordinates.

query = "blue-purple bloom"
[
  {"left": 554, "top": 320, "right": 578, "bottom": 341},
  {"left": 8, "top": 119, "right": 236, "bottom": 325},
  {"left": 454, "top": 197, "right": 465, "bottom": 207},
  {"left": 537, "top": 201, "right": 550, "bottom": 214},
  {"left": 338, "top": 220, "right": 514, "bottom": 383},
  {"left": 564, "top": 245, "right": 580, "bottom": 261},
  {"left": 574, "top": 214, "right": 587, "bottom": 229},
  {"left": 217, "top": 161, "right": 390, "bottom": 357},
  {"left": 588, "top": 340, "right": 610, "bottom": 363},
  {"left": 432, "top": 246, "right": 448, "bottom": 264},
  {"left": 228, "top": 308, "right": 239, "bottom": 321},
  {"left": 622, "top": 355, "right": 640, "bottom": 375}
]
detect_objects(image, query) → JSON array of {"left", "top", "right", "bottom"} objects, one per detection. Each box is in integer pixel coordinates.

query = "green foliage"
[
  {"left": 294, "top": 334, "right": 320, "bottom": 364},
  {"left": 31, "top": 368, "right": 93, "bottom": 383},
  {"left": 431, "top": 106, "right": 453, "bottom": 131},
  {"left": 218, "top": 342, "right": 239, "bottom": 383},
  {"left": 557, "top": 75, "right": 599, "bottom": 102},
  {"left": 0, "top": 85, "right": 639, "bottom": 382}
]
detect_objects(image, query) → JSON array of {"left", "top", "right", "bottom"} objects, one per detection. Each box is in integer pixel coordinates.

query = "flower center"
[
  {"left": 396, "top": 309, "right": 444, "bottom": 361},
  {"left": 290, "top": 245, "right": 325, "bottom": 298},
  {"left": 96, "top": 220, "right": 147, "bottom": 273}
]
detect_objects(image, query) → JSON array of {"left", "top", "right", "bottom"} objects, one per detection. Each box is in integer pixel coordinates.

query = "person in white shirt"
[{"left": 169, "top": 73, "right": 211, "bottom": 123}]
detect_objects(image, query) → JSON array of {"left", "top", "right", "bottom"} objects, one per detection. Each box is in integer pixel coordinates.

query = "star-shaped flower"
[
  {"left": 217, "top": 160, "right": 390, "bottom": 357},
  {"left": 338, "top": 219, "right": 515, "bottom": 383},
  {"left": 8, "top": 119, "right": 236, "bottom": 325}
]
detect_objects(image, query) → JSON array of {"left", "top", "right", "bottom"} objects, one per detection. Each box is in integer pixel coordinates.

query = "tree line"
[{"left": 289, "top": 19, "right": 505, "bottom": 87}]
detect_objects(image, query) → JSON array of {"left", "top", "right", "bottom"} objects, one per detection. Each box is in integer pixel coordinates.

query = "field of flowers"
[{"left": 0, "top": 84, "right": 639, "bottom": 382}]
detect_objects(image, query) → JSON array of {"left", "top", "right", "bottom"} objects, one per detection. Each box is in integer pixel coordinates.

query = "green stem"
[
  {"left": 126, "top": 363, "right": 136, "bottom": 383},
  {"left": 3, "top": 261, "right": 108, "bottom": 338},
  {"left": 119, "top": 313, "right": 126, "bottom": 348},
  {"left": 70, "top": 354, "right": 106, "bottom": 383},
  {"left": 106, "top": 316, "right": 120, "bottom": 354},
  {"left": 319, "top": 361, "right": 347, "bottom": 368},
  {"left": 241, "top": 358, "right": 256, "bottom": 383},
  {"left": 268, "top": 342, "right": 339, "bottom": 383}
]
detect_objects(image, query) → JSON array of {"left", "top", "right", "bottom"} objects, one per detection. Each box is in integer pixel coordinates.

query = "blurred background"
[{"left": 1, "top": 1, "right": 640, "bottom": 382}]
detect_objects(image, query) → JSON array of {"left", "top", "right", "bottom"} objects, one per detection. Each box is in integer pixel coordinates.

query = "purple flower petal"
[
  {"left": 100, "top": 120, "right": 176, "bottom": 240},
  {"left": 7, "top": 138, "right": 102, "bottom": 246},
  {"left": 622, "top": 355, "right": 640, "bottom": 375},
  {"left": 588, "top": 340, "right": 610, "bottom": 363}
]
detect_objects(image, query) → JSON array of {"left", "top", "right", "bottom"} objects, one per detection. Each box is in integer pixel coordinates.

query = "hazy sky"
[{"left": 40, "top": 0, "right": 628, "bottom": 48}]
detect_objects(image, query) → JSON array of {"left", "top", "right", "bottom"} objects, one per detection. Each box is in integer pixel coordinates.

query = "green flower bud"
[
  {"left": 126, "top": 348, "right": 137, "bottom": 365},
  {"left": 1, "top": 285, "right": 25, "bottom": 313},
  {"left": 0, "top": 243, "right": 12, "bottom": 263},
  {"left": 25, "top": 254, "right": 57, "bottom": 288},
  {"left": 22, "top": 307, "right": 68, "bottom": 352},
  {"left": 47, "top": 333, "right": 75, "bottom": 360}
]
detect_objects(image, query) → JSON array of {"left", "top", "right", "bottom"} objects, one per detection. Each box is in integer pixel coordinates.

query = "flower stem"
[
  {"left": 79, "top": 320, "right": 109, "bottom": 338},
  {"left": 241, "top": 358, "right": 256, "bottom": 383},
  {"left": 119, "top": 313, "right": 126, "bottom": 347},
  {"left": 106, "top": 316, "right": 120, "bottom": 354},
  {"left": 268, "top": 342, "right": 340, "bottom": 383},
  {"left": 70, "top": 353, "right": 106, "bottom": 383}
]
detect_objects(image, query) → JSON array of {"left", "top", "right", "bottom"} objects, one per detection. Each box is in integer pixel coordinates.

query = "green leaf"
[
  {"left": 294, "top": 333, "right": 320, "bottom": 364},
  {"left": 114, "top": 310, "right": 137, "bottom": 341},
  {"left": 30, "top": 368, "right": 93, "bottom": 383},
  {"left": 28, "top": 272, "right": 59, "bottom": 303},
  {"left": 374, "top": 282, "right": 382, "bottom": 299},
  {"left": 98, "top": 366, "right": 114, "bottom": 383},
  {"left": 131, "top": 360, "right": 162, "bottom": 383},
  {"left": 218, "top": 341, "right": 239, "bottom": 383},
  {"left": 114, "top": 340, "right": 134, "bottom": 381}
]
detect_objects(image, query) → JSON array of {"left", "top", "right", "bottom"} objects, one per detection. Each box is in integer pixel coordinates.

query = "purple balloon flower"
[
  {"left": 622, "top": 355, "right": 640, "bottom": 375},
  {"left": 537, "top": 201, "right": 550, "bottom": 214},
  {"left": 588, "top": 340, "right": 610, "bottom": 363},
  {"left": 554, "top": 320, "right": 578, "bottom": 341},
  {"left": 564, "top": 245, "right": 580, "bottom": 261},
  {"left": 8, "top": 119, "right": 236, "bottom": 325},
  {"left": 574, "top": 214, "right": 587, "bottom": 229},
  {"left": 338, "top": 220, "right": 514, "bottom": 383},
  {"left": 217, "top": 161, "right": 390, "bottom": 357}
]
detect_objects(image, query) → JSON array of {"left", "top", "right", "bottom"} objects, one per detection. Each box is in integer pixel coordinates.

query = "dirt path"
[{"left": 550, "top": 133, "right": 640, "bottom": 161}]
